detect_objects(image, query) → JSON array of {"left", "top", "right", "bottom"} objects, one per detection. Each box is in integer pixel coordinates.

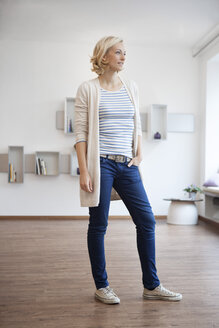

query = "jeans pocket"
[{"left": 127, "top": 161, "right": 138, "bottom": 167}]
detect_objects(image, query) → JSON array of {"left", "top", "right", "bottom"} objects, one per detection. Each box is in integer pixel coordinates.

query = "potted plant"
[{"left": 183, "top": 184, "right": 203, "bottom": 200}]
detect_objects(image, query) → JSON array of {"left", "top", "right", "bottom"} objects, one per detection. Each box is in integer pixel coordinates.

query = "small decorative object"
[
  {"left": 183, "top": 184, "right": 203, "bottom": 200},
  {"left": 154, "top": 131, "right": 161, "bottom": 139},
  {"left": 69, "top": 119, "right": 73, "bottom": 133}
]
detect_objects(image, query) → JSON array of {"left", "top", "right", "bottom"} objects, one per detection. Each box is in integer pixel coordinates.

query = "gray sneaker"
[
  {"left": 95, "top": 286, "right": 120, "bottom": 304},
  {"left": 143, "top": 283, "right": 182, "bottom": 301}
]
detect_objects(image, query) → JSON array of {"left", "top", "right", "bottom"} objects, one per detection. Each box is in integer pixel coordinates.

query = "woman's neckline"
[
  {"left": 97, "top": 75, "right": 124, "bottom": 92},
  {"left": 100, "top": 85, "right": 124, "bottom": 92}
]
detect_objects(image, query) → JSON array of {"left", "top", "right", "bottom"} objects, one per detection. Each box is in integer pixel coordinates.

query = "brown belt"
[{"left": 100, "top": 154, "right": 132, "bottom": 163}]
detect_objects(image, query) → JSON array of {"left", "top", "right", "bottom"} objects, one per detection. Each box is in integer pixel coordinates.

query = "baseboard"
[
  {"left": 198, "top": 215, "right": 219, "bottom": 230},
  {"left": 1, "top": 215, "right": 217, "bottom": 232},
  {"left": 0, "top": 215, "right": 167, "bottom": 220}
]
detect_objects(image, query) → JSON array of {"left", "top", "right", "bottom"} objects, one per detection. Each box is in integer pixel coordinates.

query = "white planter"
[{"left": 189, "top": 192, "right": 196, "bottom": 200}]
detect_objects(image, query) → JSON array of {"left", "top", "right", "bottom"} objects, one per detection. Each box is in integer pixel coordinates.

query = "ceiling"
[{"left": 0, "top": 0, "right": 219, "bottom": 47}]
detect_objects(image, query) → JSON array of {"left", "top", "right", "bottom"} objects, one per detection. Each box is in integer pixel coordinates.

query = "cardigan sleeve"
[
  {"left": 133, "top": 81, "right": 142, "bottom": 136},
  {"left": 73, "top": 82, "right": 89, "bottom": 150}
]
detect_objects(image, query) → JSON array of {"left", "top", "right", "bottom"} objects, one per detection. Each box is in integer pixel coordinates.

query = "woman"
[{"left": 74, "top": 36, "right": 182, "bottom": 304}]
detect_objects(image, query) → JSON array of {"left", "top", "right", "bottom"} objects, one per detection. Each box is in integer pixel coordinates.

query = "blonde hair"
[{"left": 90, "top": 36, "right": 123, "bottom": 75}]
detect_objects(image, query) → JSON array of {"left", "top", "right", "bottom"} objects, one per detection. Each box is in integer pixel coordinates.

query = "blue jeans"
[{"left": 87, "top": 156, "right": 160, "bottom": 290}]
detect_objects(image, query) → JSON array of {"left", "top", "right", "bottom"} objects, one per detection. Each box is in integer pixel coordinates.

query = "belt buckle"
[{"left": 116, "top": 155, "right": 125, "bottom": 163}]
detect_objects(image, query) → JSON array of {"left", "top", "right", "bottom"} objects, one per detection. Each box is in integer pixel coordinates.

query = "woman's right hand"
[{"left": 80, "top": 170, "right": 93, "bottom": 193}]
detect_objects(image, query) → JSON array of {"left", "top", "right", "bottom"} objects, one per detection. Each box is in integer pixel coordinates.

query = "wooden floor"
[{"left": 0, "top": 218, "right": 218, "bottom": 328}]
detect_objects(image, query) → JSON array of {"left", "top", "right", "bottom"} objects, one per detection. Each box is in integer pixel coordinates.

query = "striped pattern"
[{"left": 99, "top": 85, "right": 134, "bottom": 158}]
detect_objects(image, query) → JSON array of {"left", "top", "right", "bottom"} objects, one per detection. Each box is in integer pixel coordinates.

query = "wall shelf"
[
  {"left": 64, "top": 97, "right": 75, "bottom": 134},
  {"left": 56, "top": 97, "right": 75, "bottom": 134},
  {"left": 35, "top": 151, "right": 60, "bottom": 176},
  {"left": 149, "top": 104, "right": 167, "bottom": 140},
  {"left": 8, "top": 146, "right": 24, "bottom": 183}
]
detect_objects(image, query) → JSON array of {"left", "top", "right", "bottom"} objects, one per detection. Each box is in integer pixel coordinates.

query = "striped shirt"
[{"left": 99, "top": 85, "right": 134, "bottom": 158}]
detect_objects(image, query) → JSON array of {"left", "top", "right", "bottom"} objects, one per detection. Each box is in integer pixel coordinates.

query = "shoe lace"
[{"left": 103, "top": 286, "right": 117, "bottom": 297}]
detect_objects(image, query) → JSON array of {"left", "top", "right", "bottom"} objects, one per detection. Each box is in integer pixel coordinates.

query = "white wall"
[
  {"left": 0, "top": 38, "right": 201, "bottom": 216},
  {"left": 205, "top": 60, "right": 219, "bottom": 177}
]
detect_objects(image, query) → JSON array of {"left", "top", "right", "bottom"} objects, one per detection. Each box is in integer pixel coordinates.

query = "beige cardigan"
[{"left": 73, "top": 75, "right": 143, "bottom": 207}]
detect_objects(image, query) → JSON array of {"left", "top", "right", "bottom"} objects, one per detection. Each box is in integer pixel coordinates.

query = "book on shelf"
[
  {"left": 41, "top": 159, "right": 47, "bottom": 175},
  {"left": 8, "top": 163, "right": 17, "bottom": 182},
  {"left": 67, "top": 117, "right": 73, "bottom": 133},
  {"left": 36, "top": 157, "right": 47, "bottom": 175},
  {"left": 69, "top": 118, "right": 73, "bottom": 132},
  {"left": 36, "top": 157, "right": 40, "bottom": 174}
]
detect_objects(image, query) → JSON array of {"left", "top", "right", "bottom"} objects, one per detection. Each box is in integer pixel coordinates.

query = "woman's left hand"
[{"left": 127, "top": 155, "right": 143, "bottom": 167}]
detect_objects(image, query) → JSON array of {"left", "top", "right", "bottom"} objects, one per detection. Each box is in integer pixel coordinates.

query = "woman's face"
[{"left": 103, "top": 42, "right": 126, "bottom": 72}]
